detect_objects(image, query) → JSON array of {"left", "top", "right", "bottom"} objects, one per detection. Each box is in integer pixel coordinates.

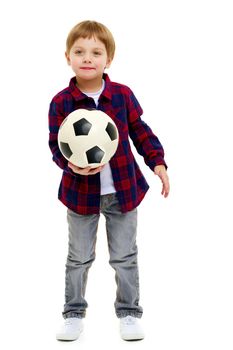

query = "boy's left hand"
[{"left": 154, "top": 165, "right": 170, "bottom": 198}]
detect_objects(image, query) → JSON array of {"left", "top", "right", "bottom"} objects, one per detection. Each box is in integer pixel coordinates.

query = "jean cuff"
[
  {"left": 63, "top": 312, "right": 85, "bottom": 319},
  {"left": 116, "top": 311, "right": 143, "bottom": 319}
]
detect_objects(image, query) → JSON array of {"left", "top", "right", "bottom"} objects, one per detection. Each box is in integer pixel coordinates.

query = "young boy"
[{"left": 48, "top": 20, "right": 170, "bottom": 341}]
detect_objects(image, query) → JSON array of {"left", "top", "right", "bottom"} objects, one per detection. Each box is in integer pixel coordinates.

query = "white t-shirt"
[{"left": 84, "top": 80, "right": 116, "bottom": 195}]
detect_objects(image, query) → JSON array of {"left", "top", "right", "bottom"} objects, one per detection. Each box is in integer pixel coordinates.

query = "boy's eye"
[{"left": 73, "top": 50, "right": 102, "bottom": 56}]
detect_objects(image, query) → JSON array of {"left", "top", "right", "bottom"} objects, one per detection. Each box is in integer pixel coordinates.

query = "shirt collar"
[{"left": 69, "top": 73, "right": 112, "bottom": 102}]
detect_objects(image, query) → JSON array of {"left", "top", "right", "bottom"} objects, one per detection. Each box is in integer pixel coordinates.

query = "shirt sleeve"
[
  {"left": 126, "top": 88, "right": 167, "bottom": 171},
  {"left": 48, "top": 98, "right": 74, "bottom": 174}
]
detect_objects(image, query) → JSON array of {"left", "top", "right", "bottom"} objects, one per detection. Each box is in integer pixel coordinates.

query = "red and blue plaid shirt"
[{"left": 48, "top": 74, "right": 167, "bottom": 214}]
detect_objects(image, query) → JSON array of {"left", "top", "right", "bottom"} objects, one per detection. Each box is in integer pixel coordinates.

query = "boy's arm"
[
  {"left": 48, "top": 99, "right": 74, "bottom": 174},
  {"left": 126, "top": 89, "right": 167, "bottom": 171},
  {"left": 127, "top": 90, "right": 170, "bottom": 197}
]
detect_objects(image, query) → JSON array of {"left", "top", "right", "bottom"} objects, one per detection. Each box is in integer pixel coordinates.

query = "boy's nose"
[{"left": 83, "top": 54, "right": 91, "bottom": 63}]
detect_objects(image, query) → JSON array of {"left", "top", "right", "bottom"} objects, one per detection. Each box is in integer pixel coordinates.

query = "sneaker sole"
[{"left": 121, "top": 333, "right": 144, "bottom": 341}]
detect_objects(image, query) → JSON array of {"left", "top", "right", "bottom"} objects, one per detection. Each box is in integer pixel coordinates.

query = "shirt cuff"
[{"left": 148, "top": 158, "right": 168, "bottom": 172}]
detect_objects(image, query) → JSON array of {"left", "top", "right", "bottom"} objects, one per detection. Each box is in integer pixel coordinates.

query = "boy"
[{"left": 48, "top": 20, "right": 170, "bottom": 341}]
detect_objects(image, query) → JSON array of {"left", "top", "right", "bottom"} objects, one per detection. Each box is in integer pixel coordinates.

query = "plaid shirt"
[{"left": 48, "top": 74, "right": 167, "bottom": 214}]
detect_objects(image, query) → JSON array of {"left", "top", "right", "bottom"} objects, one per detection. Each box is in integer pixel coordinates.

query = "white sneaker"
[
  {"left": 120, "top": 316, "right": 145, "bottom": 341},
  {"left": 56, "top": 317, "right": 84, "bottom": 341}
]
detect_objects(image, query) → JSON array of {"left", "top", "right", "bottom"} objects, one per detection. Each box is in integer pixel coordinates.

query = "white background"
[{"left": 0, "top": 0, "right": 233, "bottom": 349}]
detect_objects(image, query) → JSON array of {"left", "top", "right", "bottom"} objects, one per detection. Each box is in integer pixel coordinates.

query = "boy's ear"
[
  {"left": 65, "top": 52, "right": 71, "bottom": 65},
  {"left": 105, "top": 57, "right": 112, "bottom": 69}
]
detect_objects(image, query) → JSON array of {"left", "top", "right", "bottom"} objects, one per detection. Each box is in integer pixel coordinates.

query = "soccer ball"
[{"left": 58, "top": 109, "right": 119, "bottom": 168}]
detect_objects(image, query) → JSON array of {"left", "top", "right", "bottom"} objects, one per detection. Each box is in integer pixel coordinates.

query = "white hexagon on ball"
[{"left": 58, "top": 109, "right": 119, "bottom": 168}]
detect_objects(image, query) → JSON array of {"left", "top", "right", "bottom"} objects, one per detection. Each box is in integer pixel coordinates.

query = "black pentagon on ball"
[
  {"left": 73, "top": 118, "right": 92, "bottom": 136},
  {"left": 105, "top": 122, "right": 117, "bottom": 141},
  {"left": 60, "top": 142, "right": 73, "bottom": 159},
  {"left": 86, "top": 146, "right": 104, "bottom": 164}
]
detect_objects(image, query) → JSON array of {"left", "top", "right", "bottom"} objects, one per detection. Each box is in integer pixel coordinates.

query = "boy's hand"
[
  {"left": 154, "top": 165, "right": 170, "bottom": 198},
  {"left": 68, "top": 162, "right": 105, "bottom": 175}
]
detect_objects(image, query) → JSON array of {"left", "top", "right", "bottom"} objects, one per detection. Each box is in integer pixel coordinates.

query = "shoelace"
[
  {"left": 64, "top": 318, "right": 80, "bottom": 326},
  {"left": 122, "top": 316, "right": 137, "bottom": 325},
  {"left": 64, "top": 319, "right": 73, "bottom": 326}
]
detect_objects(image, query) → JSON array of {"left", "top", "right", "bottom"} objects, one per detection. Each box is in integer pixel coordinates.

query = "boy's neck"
[{"left": 76, "top": 77, "right": 103, "bottom": 93}]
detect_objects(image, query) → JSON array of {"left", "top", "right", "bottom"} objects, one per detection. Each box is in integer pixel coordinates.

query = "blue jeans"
[{"left": 63, "top": 193, "right": 143, "bottom": 319}]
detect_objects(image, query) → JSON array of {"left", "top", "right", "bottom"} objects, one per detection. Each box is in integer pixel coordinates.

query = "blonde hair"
[{"left": 66, "top": 20, "right": 115, "bottom": 60}]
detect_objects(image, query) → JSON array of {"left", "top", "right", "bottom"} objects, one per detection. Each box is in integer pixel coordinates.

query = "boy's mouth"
[{"left": 80, "top": 67, "right": 95, "bottom": 70}]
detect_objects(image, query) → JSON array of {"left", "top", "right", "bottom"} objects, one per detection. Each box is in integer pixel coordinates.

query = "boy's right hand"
[{"left": 68, "top": 162, "right": 104, "bottom": 175}]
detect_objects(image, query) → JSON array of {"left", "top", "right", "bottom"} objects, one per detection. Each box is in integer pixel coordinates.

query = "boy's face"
[{"left": 66, "top": 36, "right": 112, "bottom": 82}]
